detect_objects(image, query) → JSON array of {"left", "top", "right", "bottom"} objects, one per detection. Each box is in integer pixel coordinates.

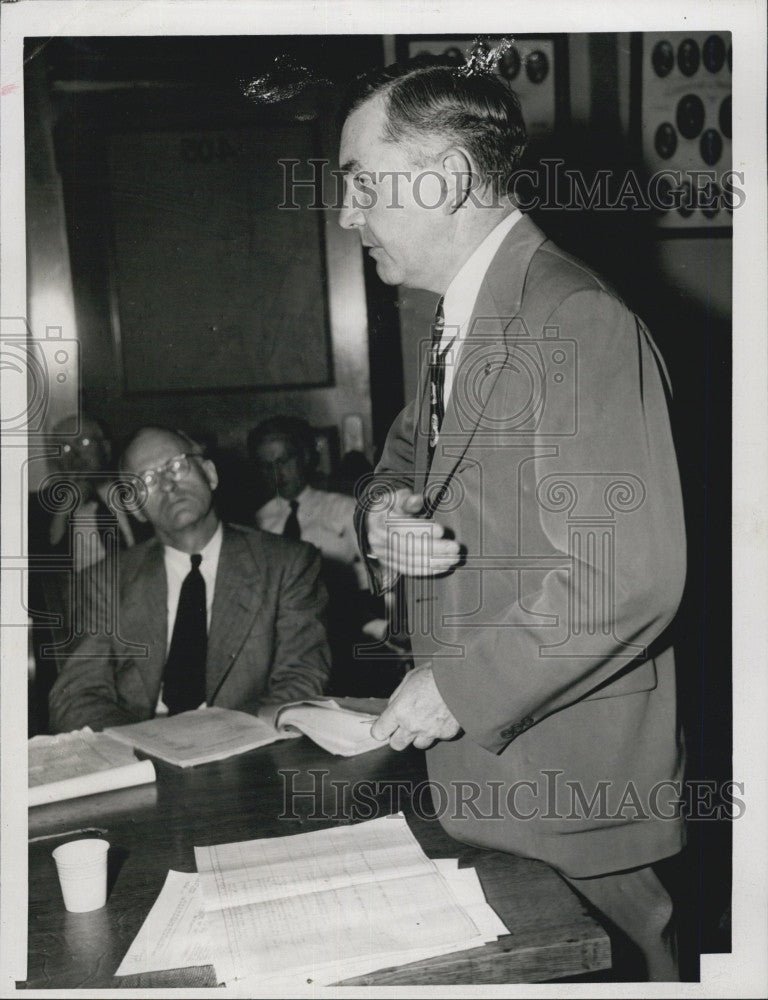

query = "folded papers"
[
  {"left": 28, "top": 728, "right": 156, "bottom": 807},
  {"left": 105, "top": 699, "right": 387, "bottom": 767},
  {"left": 116, "top": 813, "right": 508, "bottom": 987}
]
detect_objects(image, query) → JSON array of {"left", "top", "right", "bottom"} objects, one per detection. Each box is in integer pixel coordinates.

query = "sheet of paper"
[
  {"left": 232, "top": 935, "right": 479, "bottom": 990},
  {"left": 194, "top": 813, "right": 436, "bottom": 911},
  {"left": 275, "top": 698, "right": 386, "bottom": 756},
  {"left": 208, "top": 869, "right": 485, "bottom": 986},
  {"left": 224, "top": 865, "right": 507, "bottom": 988},
  {"left": 436, "top": 863, "right": 509, "bottom": 939},
  {"left": 28, "top": 729, "right": 156, "bottom": 807},
  {"left": 115, "top": 871, "right": 213, "bottom": 977}
]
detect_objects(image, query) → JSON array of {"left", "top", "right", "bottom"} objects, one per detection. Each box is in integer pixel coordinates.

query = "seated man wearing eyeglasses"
[{"left": 49, "top": 426, "right": 331, "bottom": 733}]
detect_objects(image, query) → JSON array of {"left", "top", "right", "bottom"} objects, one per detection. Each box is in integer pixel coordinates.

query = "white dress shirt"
[
  {"left": 156, "top": 521, "right": 223, "bottom": 715},
  {"left": 439, "top": 209, "right": 522, "bottom": 405},
  {"left": 256, "top": 485, "right": 367, "bottom": 588}
]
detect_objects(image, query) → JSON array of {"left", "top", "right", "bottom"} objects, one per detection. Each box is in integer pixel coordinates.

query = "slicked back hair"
[{"left": 341, "top": 62, "right": 528, "bottom": 196}]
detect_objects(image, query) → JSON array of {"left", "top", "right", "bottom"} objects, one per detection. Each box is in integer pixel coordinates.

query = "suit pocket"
[{"left": 582, "top": 657, "right": 658, "bottom": 701}]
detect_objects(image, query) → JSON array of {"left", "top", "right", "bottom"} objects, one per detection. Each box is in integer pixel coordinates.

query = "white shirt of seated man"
[
  {"left": 253, "top": 428, "right": 369, "bottom": 590},
  {"left": 256, "top": 484, "right": 367, "bottom": 588}
]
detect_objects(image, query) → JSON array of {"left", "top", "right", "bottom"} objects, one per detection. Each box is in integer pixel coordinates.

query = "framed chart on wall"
[
  {"left": 107, "top": 123, "right": 333, "bottom": 394},
  {"left": 631, "top": 31, "right": 733, "bottom": 234}
]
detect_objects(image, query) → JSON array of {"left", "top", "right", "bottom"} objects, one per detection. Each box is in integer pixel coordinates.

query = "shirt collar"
[
  {"left": 266, "top": 484, "right": 312, "bottom": 511},
  {"left": 163, "top": 520, "right": 223, "bottom": 572},
  {"left": 442, "top": 209, "right": 522, "bottom": 332}
]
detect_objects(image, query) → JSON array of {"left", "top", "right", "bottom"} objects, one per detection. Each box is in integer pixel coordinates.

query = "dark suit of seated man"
[{"left": 49, "top": 426, "right": 331, "bottom": 733}]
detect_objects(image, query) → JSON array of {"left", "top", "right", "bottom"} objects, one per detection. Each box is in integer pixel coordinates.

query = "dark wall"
[{"left": 33, "top": 36, "right": 394, "bottom": 522}]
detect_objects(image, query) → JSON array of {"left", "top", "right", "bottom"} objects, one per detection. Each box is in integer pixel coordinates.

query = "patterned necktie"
[
  {"left": 282, "top": 499, "right": 301, "bottom": 540},
  {"left": 427, "top": 297, "right": 454, "bottom": 472},
  {"left": 163, "top": 553, "right": 207, "bottom": 715}
]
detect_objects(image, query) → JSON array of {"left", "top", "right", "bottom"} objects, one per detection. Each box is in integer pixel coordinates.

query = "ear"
[
  {"left": 201, "top": 458, "right": 219, "bottom": 492},
  {"left": 441, "top": 147, "right": 474, "bottom": 213},
  {"left": 132, "top": 504, "right": 149, "bottom": 524}
]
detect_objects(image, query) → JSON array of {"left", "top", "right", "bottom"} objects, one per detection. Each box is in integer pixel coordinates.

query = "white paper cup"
[{"left": 52, "top": 838, "right": 110, "bottom": 912}]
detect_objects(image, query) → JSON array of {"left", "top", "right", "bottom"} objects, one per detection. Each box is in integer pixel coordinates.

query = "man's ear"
[
  {"left": 122, "top": 475, "right": 149, "bottom": 522},
  {"left": 202, "top": 458, "right": 219, "bottom": 492},
  {"left": 441, "top": 147, "right": 474, "bottom": 213},
  {"left": 132, "top": 503, "right": 149, "bottom": 524}
]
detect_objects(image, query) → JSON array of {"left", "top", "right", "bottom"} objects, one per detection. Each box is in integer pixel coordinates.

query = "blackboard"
[{"left": 107, "top": 124, "right": 332, "bottom": 393}]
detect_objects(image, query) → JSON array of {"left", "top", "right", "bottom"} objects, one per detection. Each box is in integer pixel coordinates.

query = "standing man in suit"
[
  {"left": 49, "top": 426, "right": 330, "bottom": 733},
  {"left": 339, "top": 63, "right": 686, "bottom": 979}
]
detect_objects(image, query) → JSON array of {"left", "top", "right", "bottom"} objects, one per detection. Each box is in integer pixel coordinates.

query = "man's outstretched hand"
[
  {"left": 366, "top": 487, "right": 461, "bottom": 578},
  {"left": 371, "top": 665, "right": 461, "bottom": 750}
]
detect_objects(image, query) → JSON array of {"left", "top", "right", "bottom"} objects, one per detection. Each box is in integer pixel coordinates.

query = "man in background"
[
  {"left": 41, "top": 414, "right": 149, "bottom": 563},
  {"left": 250, "top": 416, "right": 395, "bottom": 694},
  {"left": 340, "top": 62, "right": 687, "bottom": 979},
  {"left": 249, "top": 416, "right": 363, "bottom": 580},
  {"left": 49, "top": 425, "right": 330, "bottom": 732},
  {"left": 28, "top": 413, "right": 152, "bottom": 730}
]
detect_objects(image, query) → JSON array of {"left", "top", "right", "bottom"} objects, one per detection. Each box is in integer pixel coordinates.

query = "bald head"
[
  {"left": 51, "top": 412, "right": 110, "bottom": 475},
  {"left": 121, "top": 427, "right": 198, "bottom": 474}
]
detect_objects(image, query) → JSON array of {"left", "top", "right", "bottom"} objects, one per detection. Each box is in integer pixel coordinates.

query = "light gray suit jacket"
[
  {"left": 49, "top": 523, "right": 331, "bottom": 732},
  {"left": 363, "top": 216, "right": 687, "bottom": 877}
]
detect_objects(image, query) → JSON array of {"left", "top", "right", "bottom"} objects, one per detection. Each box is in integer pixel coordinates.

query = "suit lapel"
[
  {"left": 206, "top": 525, "right": 264, "bottom": 700},
  {"left": 415, "top": 331, "right": 435, "bottom": 495},
  {"left": 424, "top": 215, "right": 548, "bottom": 504},
  {"left": 120, "top": 540, "right": 167, "bottom": 703}
]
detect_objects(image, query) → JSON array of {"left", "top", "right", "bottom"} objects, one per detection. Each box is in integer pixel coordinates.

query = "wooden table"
[{"left": 25, "top": 739, "right": 610, "bottom": 988}]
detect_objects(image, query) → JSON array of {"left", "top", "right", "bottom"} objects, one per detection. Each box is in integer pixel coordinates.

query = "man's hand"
[
  {"left": 371, "top": 665, "right": 461, "bottom": 750},
  {"left": 367, "top": 488, "right": 461, "bottom": 577}
]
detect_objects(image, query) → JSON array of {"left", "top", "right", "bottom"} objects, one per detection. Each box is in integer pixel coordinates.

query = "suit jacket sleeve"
[
  {"left": 48, "top": 567, "right": 148, "bottom": 732},
  {"left": 257, "top": 542, "right": 332, "bottom": 709},
  {"left": 353, "top": 398, "right": 419, "bottom": 595},
  {"left": 432, "top": 289, "right": 687, "bottom": 753}
]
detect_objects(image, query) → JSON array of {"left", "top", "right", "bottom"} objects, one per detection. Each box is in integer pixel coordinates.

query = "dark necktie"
[
  {"left": 282, "top": 499, "right": 301, "bottom": 540},
  {"left": 163, "top": 553, "right": 207, "bottom": 715},
  {"left": 427, "top": 298, "right": 454, "bottom": 472}
]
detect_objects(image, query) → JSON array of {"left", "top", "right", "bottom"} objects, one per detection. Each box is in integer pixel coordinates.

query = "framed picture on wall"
[
  {"left": 630, "top": 31, "right": 733, "bottom": 234},
  {"left": 107, "top": 122, "right": 334, "bottom": 394}
]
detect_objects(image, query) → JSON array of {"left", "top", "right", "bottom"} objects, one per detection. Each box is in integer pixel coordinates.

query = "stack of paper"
[
  {"left": 105, "top": 707, "right": 292, "bottom": 768},
  {"left": 28, "top": 728, "right": 156, "bottom": 807},
  {"left": 116, "top": 814, "right": 507, "bottom": 987}
]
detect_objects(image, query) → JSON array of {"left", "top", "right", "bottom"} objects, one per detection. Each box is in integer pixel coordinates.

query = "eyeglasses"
[
  {"left": 255, "top": 451, "right": 300, "bottom": 471},
  {"left": 62, "top": 437, "right": 102, "bottom": 453},
  {"left": 138, "top": 453, "right": 203, "bottom": 493}
]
